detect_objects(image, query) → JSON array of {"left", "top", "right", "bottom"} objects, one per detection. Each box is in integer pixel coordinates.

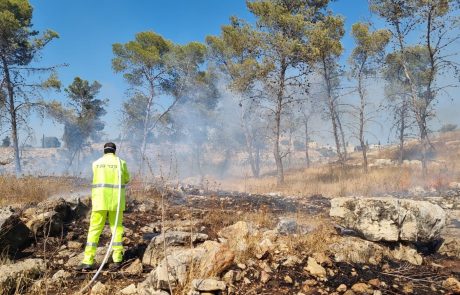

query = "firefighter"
[{"left": 76, "top": 142, "right": 130, "bottom": 271}]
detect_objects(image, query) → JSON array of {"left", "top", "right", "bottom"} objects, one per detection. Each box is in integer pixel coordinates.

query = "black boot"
[{"left": 74, "top": 263, "right": 94, "bottom": 271}]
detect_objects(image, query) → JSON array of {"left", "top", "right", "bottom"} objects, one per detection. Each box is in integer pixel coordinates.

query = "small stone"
[
  {"left": 120, "top": 284, "right": 137, "bottom": 295},
  {"left": 351, "top": 283, "right": 371, "bottom": 294},
  {"left": 261, "top": 271, "right": 270, "bottom": 283},
  {"left": 283, "top": 255, "right": 301, "bottom": 267},
  {"left": 67, "top": 241, "right": 83, "bottom": 250},
  {"left": 237, "top": 263, "right": 247, "bottom": 270},
  {"left": 91, "top": 282, "right": 108, "bottom": 295},
  {"left": 351, "top": 271, "right": 358, "bottom": 276},
  {"left": 192, "top": 279, "right": 226, "bottom": 292},
  {"left": 312, "top": 252, "right": 332, "bottom": 266},
  {"left": 302, "top": 284, "right": 311, "bottom": 293},
  {"left": 368, "top": 279, "right": 380, "bottom": 288},
  {"left": 343, "top": 291, "right": 355, "bottom": 295},
  {"left": 243, "top": 277, "right": 251, "bottom": 284},
  {"left": 442, "top": 277, "right": 460, "bottom": 293},
  {"left": 222, "top": 270, "right": 235, "bottom": 284},
  {"left": 284, "top": 275, "right": 293, "bottom": 284},
  {"left": 337, "top": 284, "right": 347, "bottom": 292},
  {"left": 304, "top": 279, "right": 317, "bottom": 286},
  {"left": 124, "top": 259, "right": 143, "bottom": 275},
  {"left": 373, "top": 291, "right": 382, "bottom": 295},
  {"left": 51, "top": 270, "right": 71, "bottom": 281},
  {"left": 306, "top": 257, "right": 326, "bottom": 278},
  {"left": 403, "top": 282, "right": 414, "bottom": 293}
]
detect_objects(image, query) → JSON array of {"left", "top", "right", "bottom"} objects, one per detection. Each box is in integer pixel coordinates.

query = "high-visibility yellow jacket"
[{"left": 91, "top": 153, "right": 130, "bottom": 211}]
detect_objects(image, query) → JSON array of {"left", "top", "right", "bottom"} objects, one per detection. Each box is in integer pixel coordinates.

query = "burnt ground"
[{"left": 12, "top": 188, "right": 460, "bottom": 294}]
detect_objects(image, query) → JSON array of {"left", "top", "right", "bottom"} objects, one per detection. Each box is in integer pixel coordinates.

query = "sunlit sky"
[{"left": 22, "top": 0, "right": 459, "bottom": 146}]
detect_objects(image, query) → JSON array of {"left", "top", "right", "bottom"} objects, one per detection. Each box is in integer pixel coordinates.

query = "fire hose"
[{"left": 78, "top": 156, "right": 123, "bottom": 294}]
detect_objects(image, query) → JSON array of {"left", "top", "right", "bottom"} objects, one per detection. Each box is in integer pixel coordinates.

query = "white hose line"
[{"left": 78, "top": 157, "right": 123, "bottom": 294}]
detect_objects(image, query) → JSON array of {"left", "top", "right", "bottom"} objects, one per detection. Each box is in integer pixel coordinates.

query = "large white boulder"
[
  {"left": 330, "top": 197, "right": 446, "bottom": 242},
  {"left": 138, "top": 241, "right": 234, "bottom": 294}
]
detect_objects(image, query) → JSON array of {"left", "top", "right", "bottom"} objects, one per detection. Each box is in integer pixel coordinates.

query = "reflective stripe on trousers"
[{"left": 82, "top": 210, "right": 124, "bottom": 265}]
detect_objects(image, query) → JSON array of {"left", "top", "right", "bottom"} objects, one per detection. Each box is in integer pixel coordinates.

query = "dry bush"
[
  {"left": 0, "top": 176, "right": 78, "bottom": 207},
  {"left": 203, "top": 209, "right": 241, "bottom": 234},
  {"left": 283, "top": 222, "right": 336, "bottom": 256}
]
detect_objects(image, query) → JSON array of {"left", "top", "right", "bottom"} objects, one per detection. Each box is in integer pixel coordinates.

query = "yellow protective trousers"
[{"left": 82, "top": 210, "right": 124, "bottom": 265}]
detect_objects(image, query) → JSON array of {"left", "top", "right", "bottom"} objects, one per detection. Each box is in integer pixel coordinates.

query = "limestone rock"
[
  {"left": 331, "top": 236, "right": 424, "bottom": 265},
  {"left": 331, "top": 237, "right": 384, "bottom": 265},
  {"left": 442, "top": 277, "right": 460, "bottom": 293},
  {"left": 150, "top": 231, "right": 208, "bottom": 247},
  {"left": 389, "top": 244, "right": 423, "bottom": 265},
  {"left": 124, "top": 258, "right": 143, "bottom": 275},
  {"left": 305, "top": 257, "right": 326, "bottom": 278},
  {"left": 351, "top": 282, "right": 372, "bottom": 294},
  {"left": 0, "top": 206, "right": 31, "bottom": 254},
  {"left": 330, "top": 197, "right": 445, "bottom": 242},
  {"left": 438, "top": 237, "right": 460, "bottom": 258},
  {"left": 218, "top": 221, "right": 251, "bottom": 251},
  {"left": 120, "top": 284, "right": 137, "bottom": 295},
  {"left": 337, "top": 284, "right": 347, "bottom": 292},
  {"left": 0, "top": 259, "right": 44, "bottom": 295},
  {"left": 139, "top": 241, "right": 234, "bottom": 292},
  {"left": 142, "top": 231, "right": 208, "bottom": 267},
  {"left": 276, "top": 218, "right": 298, "bottom": 234},
  {"left": 91, "top": 282, "right": 108, "bottom": 294},
  {"left": 192, "top": 279, "right": 226, "bottom": 291},
  {"left": 282, "top": 255, "right": 301, "bottom": 267},
  {"left": 23, "top": 198, "right": 72, "bottom": 237}
]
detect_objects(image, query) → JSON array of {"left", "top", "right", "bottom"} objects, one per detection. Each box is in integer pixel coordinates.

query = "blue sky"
[{"left": 25, "top": 0, "right": 458, "bottom": 145}]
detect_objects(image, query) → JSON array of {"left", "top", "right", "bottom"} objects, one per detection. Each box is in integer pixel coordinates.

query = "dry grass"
[
  {"left": 283, "top": 221, "right": 337, "bottom": 256},
  {"left": 0, "top": 176, "right": 79, "bottom": 207},
  {"left": 222, "top": 149, "right": 460, "bottom": 197},
  {"left": 220, "top": 130, "right": 460, "bottom": 197}
]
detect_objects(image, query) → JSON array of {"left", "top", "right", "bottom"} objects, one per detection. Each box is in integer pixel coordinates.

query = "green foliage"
[
  {"left": 0, "top": 0, "right": 59, "bottom": 66},
  {"left": 350, "top": 22, "right": 391, "bottom": 76},
  {"left": 0, "top": 0, "right": 59, "bottom": 174},
  {"left": 112, "top": 31, "right": 173, "bottom": 86},
  {"left": 47, "top": 77, "right": 107, "bottom": 153},
  {"left": 384, "top": 46, "right": 432, "bottom": 96},
  {"left": 306, "top": 15, "right": 345, "bottom": 61}
]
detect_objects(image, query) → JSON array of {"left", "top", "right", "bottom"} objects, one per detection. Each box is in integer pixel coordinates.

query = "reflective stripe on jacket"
[{"left": 91, "top": 153, "right": 130, "bottom": 211}]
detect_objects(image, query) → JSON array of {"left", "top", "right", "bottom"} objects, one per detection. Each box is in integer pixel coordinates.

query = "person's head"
[{"left": 104, "top": 142, "right": 116, "bottom": 154}]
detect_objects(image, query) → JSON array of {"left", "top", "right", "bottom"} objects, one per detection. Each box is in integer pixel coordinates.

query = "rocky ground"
[{"left": 1, "top": 183, "right": 460, "bottom": 295}]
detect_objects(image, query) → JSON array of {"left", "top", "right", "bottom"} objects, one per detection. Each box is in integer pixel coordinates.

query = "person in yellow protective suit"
[{"left": 76, "top": 142, "right": 130, "bottom": 271}]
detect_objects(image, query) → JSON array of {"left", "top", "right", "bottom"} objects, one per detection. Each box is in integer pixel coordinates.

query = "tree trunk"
[
  {"left": 273, "top": 106, "right": 284, "bottom": 185},
  {"left": 336, "top": 110, "right": 347, "bottom": 161},
  {"left": 140, "top": 95, "right": 153, "bottom": 175},
  {"left": 2, "top": 58, "right": 21, "bottom": 176},
  {"left": 398, "top": 101, "right": 407, "bottom": 165},
  {"left": 304, "top": 120, "right": 310, "bottom": 168},
  {"left": 274, "top": 61, "right": 287, "bottom": 185},
  {"left": 322, "top": 56, "right": 343, "bottom": 164},
  {"left": 358, "top": 70, "right": 368, "bottom": 173},
  {"left": 243, "top": 121, "right": 260, "bottom": 178},
  {"left": 394, "top": 20, "right": 427, "bottom": 176}
]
